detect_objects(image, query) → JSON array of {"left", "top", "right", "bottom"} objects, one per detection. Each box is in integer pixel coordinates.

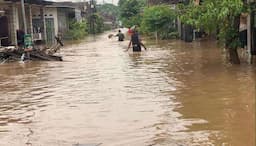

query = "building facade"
[
  {"left": 247, "top": 0, "right": 256, "bottom": 56},
  {"left": 0, "top": 0, "right": 86, "bottom": 46}
]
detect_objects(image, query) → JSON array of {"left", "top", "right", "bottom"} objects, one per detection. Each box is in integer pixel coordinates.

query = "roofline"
[{"left": 4, "top": 0, "right": 53, "bottom": 5}]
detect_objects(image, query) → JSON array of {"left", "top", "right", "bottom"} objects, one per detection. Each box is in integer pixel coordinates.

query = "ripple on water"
[{"left": 0, "top": 35, "right": 254, "bottom": 146}]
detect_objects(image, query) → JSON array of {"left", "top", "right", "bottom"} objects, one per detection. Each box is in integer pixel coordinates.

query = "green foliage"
[
  {"left": 141, "top": 5, "right": 177, "bottom": 39},
  {"left": 178, "top": 0, "right": 245, "bottom": 48},
  {"left": 97, "top": 3, "right": 119, "bottom": 18},
  {"left": 118, "top": 0, "right": 126, "bottom": 8},
  {"left": 97, "top": 3, "right": 119, "bottom": 30},
  {"left": 122, "top": 14, "right": 142, "bottom": 27},
  {"left": 119, "top": 0, "right": 146, "bottom": 27},
  {"left": 161, "top": 31, "right": 179, "bottom": 39},
  {"left": 88, "top": 13, "right": 104, "bottom": 34},
  {"left": 67, "top": 20, "right": 88, "bottom": 40}
]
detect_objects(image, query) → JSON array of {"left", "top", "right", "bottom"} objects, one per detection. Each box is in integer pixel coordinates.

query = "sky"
[{"left": 52, "top": 0, "right": 119, "bottom": 5}]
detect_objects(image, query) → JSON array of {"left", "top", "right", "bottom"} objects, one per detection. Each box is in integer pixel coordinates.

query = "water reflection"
[{"left": 0, "top": 33, "right": 254, "bottom": 146}]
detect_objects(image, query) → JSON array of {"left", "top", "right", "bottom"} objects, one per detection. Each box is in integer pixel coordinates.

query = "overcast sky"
[{"left": 52, "top": 0, "right": 119, "bottom": 5}]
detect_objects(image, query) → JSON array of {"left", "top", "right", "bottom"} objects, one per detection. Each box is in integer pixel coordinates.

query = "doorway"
[
  {"left": 251, "top": 12, "right": 256, "bottom": 55},
  {"left": 45, "top": 18, "right": 55, "bottom": 45},
  {"left": 0, "top": 16, "right": 9, "bottom": 46}
]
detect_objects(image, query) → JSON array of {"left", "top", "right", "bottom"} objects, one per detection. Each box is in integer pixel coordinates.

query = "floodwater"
[{"left": 0, "top": 32, "right": 255, "bottom": 146}]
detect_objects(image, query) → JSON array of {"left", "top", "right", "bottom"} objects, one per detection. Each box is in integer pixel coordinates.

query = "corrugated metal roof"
[{"left": 4, "top": 0, "right": 53, "bottom": 5}]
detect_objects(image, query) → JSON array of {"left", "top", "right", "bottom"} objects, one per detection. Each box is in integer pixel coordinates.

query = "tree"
[
  {"left": 178, "top": 0, "right": 247, "bottom": 64},
  {"left": 88, "top": 13, "right": 104, "bottom": 34},
  {"left": 141, "top": 5, "right": 177, "bottom": 39},
  {"left": 148, "top": 0, "right": 181, "bottom": 5},
  {"left": 97, "top": 3, "right": 119, "bottom": 19},
  {"left": 97, "top": 3, "right": 119, "bottom": 29},
  {"left": 118, "top": 0, "right": 146, "bottom": 27},
  {"left": 118, "top": 0, "right": 127, "bottom": 8}
]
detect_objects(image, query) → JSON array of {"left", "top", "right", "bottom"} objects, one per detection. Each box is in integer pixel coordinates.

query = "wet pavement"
[{"left": 0, "top": 31, "right": 255, "bottom": 146}]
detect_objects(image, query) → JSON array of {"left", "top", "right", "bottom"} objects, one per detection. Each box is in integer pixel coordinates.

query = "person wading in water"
[
  {"left": 116, "top": 30, "right": 125, "bottom": 41},
  {"left": 126, "top": 27, "right": 147, "bottom": 52}
]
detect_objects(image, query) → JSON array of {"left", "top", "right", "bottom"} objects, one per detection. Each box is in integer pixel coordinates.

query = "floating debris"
[{"left": 0, "top": 37, "right": 63, "bottom": 63}]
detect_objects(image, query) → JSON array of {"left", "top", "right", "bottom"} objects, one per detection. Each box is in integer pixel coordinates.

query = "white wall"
[
  {"left": 75, "top": 9, "right": 82, "bottom": 22},
  {"left": 32, "top": 6, "right": 58, "bottom": 36},
  {"left": 14, "top": 5, "right": 19, "bottom": 30},
  {"left": 45, "top": 7, "right": 58, "bottom": 36}
]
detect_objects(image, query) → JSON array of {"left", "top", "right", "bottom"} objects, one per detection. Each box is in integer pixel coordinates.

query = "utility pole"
[
  {"left": 21, "top": 0, "right": 27, "bottom": 34},
  {"left": 90, "top": 0, "right": 95, "bottom": 34}
]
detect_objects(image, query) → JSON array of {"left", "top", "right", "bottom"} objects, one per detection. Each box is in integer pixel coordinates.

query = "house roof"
[
  {"left": 51, "top": 2, "right": 88, "bottom": 9},
  {"left": 47, "top": 2, "right": 88, "bottom": 11},
  {"left": 4, "top": 0, "right": 53, "bottom": 5},
  {"left": 49, "top": 2, "right": 77, "bottom": 9}
]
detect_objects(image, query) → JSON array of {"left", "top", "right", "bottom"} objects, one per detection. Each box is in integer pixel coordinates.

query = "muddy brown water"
[{"left": 0, "top": 32, "right": 255, "bottom": 146}]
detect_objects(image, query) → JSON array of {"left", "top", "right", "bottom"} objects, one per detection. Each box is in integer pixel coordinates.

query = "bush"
[
  {"left": 160, "top": 31, "right": 179, "bottom": 39},
  {"left": 67, "top": 20, "right": 88, "bottom": 40},
  {"left": 141, "top": 5, "right": 177, "bottom": 40}
]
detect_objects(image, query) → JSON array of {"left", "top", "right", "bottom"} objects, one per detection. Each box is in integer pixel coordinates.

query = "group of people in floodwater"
[{"left": 112, "top": 26, "right": 147, "bottom": 52}]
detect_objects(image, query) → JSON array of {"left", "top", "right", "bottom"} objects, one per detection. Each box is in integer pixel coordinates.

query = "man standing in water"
[
  {"left": 126, "top": 27, "right": 147, "bottom": 52},
  {"left": 116, "top": 30, "right": 125, "bottom": 41}
]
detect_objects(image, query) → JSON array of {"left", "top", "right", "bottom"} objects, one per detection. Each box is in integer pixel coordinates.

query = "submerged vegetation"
[
  {"left": 67, "top": 20, "right": 88, "bottom": 40},
  {"left": 177, "top": 0, "right": 247, "bottom": 64},
  {"left": 141, "top": 5, "right": 177, "bottom": 39},
  {"left": 67, "top": 0, "right": 250, "bottom": 64},
  {"left": 117, "top": 0, "right": 251, "bottom": 64},
  {"left": 118, "top": 0, "right": 178, "bottom": 39}
]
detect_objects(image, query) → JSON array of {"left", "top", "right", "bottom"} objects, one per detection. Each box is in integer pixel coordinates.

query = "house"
[
  {"left": 0, "top": 0, "right": 87, "bottom": 47},
  {"left": 0, "top": 0, "right": 54, "bottom": 46},
  {"left": 32, "top": 1, "right": 87, "bottom": 43},
  {"left": 246, "top": 0, "right": 256, "bottom": 56},
  {"left": 231, "top": 0, "right": 256, "bottom": 57},
  {"left": 46, "top": 2, "right": 87, "bottom": 39},
  {"left": 0, "top": 0, "right": 22, "bottom": 46},
  {"left": 179, "top": 0, "right": 206, "bottom": 42}
]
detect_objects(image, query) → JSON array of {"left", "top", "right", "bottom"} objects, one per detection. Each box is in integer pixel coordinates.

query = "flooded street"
[{"left": 0, "top": 32, "right": 255, "bottom": 146}]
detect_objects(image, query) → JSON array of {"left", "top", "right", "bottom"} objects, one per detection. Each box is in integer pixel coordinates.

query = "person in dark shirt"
[
  {"left": 126, "top": 29, "right": 147, "bottom": 52},
  {"left": 116, "top": 30, "right": 125, "bottom": 41}
]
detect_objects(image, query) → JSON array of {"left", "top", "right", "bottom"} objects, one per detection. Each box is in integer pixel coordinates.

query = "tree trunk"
[
  {"left": 226, "top": 15, "right": 241, "bottom": 64},
  {"left": 228, "top": 48, "right": 240, "bottom": 64},
  {"left": 155, "top": 31, "right": 158, "bottom": 43}
]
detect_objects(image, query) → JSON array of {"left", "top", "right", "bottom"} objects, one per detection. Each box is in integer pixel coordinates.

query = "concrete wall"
[
  {"left": 0, "top": 3, "right": 19, "bottom": 45},
  {"left": 9, "top": 4, "right": 19, "bottom": 45},
  {"left": 75, "top": 9, "right": 82, "bottom": 21},
  {"left": 32, "top": 7, "right": 58, "bottom": 36},
  {"left": 57, "top": 8, "right": 69, "bottom": 35},
  {"left": 46, "top": 7, "right": 58, "bottom": 36}
]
